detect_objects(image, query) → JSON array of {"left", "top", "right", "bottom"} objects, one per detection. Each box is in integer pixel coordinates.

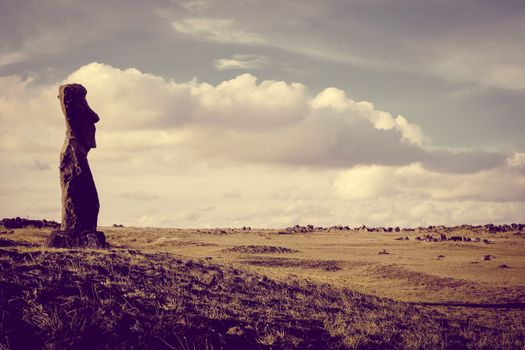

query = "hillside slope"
[{"left": 1, "top": 238, "right": 523, "bottom": 349}]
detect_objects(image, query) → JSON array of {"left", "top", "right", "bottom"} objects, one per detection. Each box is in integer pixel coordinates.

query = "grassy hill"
[{"left": 1, "top": 234, "right": 523, "bottom": 349}]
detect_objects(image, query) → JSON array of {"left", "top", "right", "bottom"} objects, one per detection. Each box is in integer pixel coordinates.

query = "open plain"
[{"left": 1, "top": 223, "right": 524, "bottom": 349}]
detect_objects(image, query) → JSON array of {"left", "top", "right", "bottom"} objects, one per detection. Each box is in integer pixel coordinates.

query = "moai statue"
[{"left": 46, "top": 84, "right": 108, "bottom": 248}]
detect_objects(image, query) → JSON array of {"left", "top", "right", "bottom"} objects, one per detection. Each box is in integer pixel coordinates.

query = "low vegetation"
[
  {"left": 0, "top": 239, "right": 523, "bottom": 349},
  {"left": 1, "top": 221, "right": 524, "bottom": 349}
]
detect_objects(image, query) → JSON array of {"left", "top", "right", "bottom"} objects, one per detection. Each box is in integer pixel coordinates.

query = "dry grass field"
[{"left": 1, "top": 224, "right": 524, "bottom": 349}]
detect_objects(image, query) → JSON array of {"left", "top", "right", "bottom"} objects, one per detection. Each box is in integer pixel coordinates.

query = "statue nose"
[{"left": 92, "top": 111, "right": 100, "bottom": 124}]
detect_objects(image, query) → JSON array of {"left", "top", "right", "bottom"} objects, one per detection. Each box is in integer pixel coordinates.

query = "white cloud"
[
  {"left": 0, "top": 62, "right": 505, "bottom": 173},
  {"left": 138, "top": 214, "right": 171, "bottom": 227},
  {"left": 177, "top": 0, "right": 209, "bottom": 13},
  {"left": 0, "top": 51, "right": 28, "bottom": 66},
  {"left": 167, "top": 15, "right": 366, "bottom": 66},
  {"left": 175, "top": 205, "right": 214, "bottom": 221},
  {"left": 121, "top": 191, "right": 158, "bottom": 201},
  {"left": 431, "top": 14, "right": 525, "bottom": 91},
  {"left": 214, "top": 54, "right": 268, "bottom": 71},
  {"left": 13, "top": 159, "right": 50, "bottom": 171},
  {"left": 171, "top": 18, "right": 265, "bottom": 45},
  {"left": 435, "top": 48, "right": 525, "bottom": 91},
  {"left": 507, "top": 152, "right": 525, "bottom": 173},
  {"left": 338, "top": 199, "right": 525, "bottom": 228},
  {"left": 332, "top": 159, "right": 525, "bottom": 202},
  {"left": 221, "top": 190, "right": 242, "bottom": 198},
  {"left": 232, "top": 200, "right": 332, "bottom": 228},
  {"left": 311, "top": 87, "right": 427, "bottom": 146},
  {"left": 1, "top": 62, "right": 522, "bottom": 228}
]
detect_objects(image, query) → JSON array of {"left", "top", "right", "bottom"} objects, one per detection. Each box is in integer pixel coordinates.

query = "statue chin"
[
  {"left": 82, "top": 136, "right": 97, "bottom": 149},
  {"left": 75, "top": 124, "right": 97, "bottom": 149}
]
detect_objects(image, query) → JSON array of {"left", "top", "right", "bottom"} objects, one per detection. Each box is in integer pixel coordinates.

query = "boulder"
[{"left": 46, "top": 230, "right": 107, "bottom": 249}]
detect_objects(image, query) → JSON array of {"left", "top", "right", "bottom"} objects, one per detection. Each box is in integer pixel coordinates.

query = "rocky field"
[{"left": 0, "top": 224, "right": 524, "bottom": 349}]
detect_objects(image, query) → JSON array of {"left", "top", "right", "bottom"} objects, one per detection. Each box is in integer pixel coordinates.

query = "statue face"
[{"left": 59, "top": 84, "right": 100, "bottom": 149}]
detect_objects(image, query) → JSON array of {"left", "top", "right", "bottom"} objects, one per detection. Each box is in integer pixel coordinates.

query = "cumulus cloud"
[
  {"left": 171, "top": 18, "right": 265, "bottom": 45},
  {"left": 214, "top": 54, "right": 268, "bottom": 71},
  {"left": 336, "top": 198, "right": 525, "bottom": 228},
  {"left": 64, "top": 63, "right": 308, "bottom": 131},
  {"left": 66, "top": 63, "right": 497, "bottom": 173},
  {"left": 0, "top": 62, "right": 507, "bottom": 175},
  {"left": 311, "top": 87, "right": 427, "bottom": 146},
  {"left": 332, "top": 158, "right": 525, "bottom": 202}
]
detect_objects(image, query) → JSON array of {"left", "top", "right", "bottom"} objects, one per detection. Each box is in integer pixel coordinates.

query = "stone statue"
[{"left": 46, "top": 84, "right": 108, "bottom": 248}]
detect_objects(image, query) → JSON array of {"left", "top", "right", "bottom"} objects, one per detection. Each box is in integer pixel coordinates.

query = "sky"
[{"left": 1, "top": 0, "right": 525, "bottom": 228}]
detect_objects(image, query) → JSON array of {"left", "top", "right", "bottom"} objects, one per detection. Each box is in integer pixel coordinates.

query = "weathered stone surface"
[
  {"left": 46, "top": 230, "right": 107, "bottom": 249},
  {"left": 47, "top": 83, "right": 108, "bottom": 248}
]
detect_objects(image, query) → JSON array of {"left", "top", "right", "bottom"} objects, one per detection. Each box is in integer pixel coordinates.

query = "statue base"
[{"left": 46, "top": 229, "right": 108, "bottom": 249}]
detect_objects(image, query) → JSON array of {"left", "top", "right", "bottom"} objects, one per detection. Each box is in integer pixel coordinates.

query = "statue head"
[{"left": 59, "top": 84, "right": 100, "bottom": 149}]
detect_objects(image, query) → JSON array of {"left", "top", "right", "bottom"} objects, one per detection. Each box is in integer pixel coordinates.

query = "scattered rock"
[
  {"left": 283, "top": 225, "right": 318, "bottom": 233},
  {"left": 224, "top": 245, "right": 298, "bottom": 254},
  {"left": 483, "top": 255, "right": 495, "bottom": 261},
  {"left": 226, "top": 326, "right": 244, "bottom": 336},
  {"left": 46, "top": 230, "right": 107, "bottom": 249},
  {"left": 498, "top": 264, "right": 509, "bottom": 268},
  {"left": 437, "top": 255, "right": 445, "bottom": 260},
  {"left": 378, "top": 249, "right": 389, "bottom": 255},
  {"left": 1, "top": 217, "right": 60, "bottom": 229}
]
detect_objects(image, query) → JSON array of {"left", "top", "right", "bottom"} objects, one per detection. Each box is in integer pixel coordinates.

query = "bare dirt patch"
[{"left": 241, "top": 257, "right": 343, "bottom": 271}]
